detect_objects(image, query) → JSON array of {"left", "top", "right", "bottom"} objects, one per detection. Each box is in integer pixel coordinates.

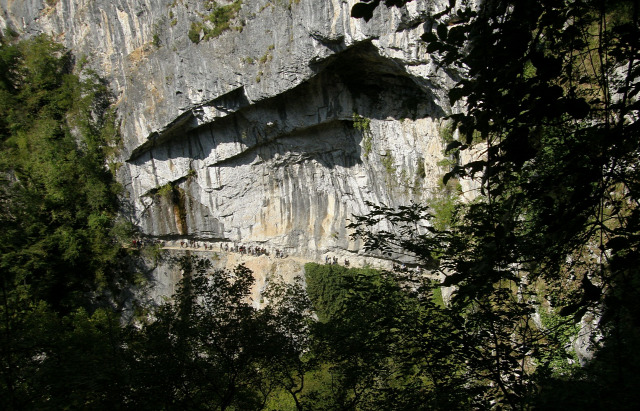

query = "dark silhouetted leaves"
[{"left": 350, "top": 0, "right": 380, "bottom": 21}]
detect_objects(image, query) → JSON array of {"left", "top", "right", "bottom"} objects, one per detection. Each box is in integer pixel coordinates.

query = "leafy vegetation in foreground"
[
  {"left": 303, "top": 263, "right": 471, "bottom": 409},
  {"left": 127, "top": 257, "right": 311, "bottom": 410},
  {"left": 350, "top": 0, "right": 640, "bottom": 408}
]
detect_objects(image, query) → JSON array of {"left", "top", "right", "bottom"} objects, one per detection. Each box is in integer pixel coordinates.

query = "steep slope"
[{"left": 1, "top": 0, "right": 460, "bottom": 293}]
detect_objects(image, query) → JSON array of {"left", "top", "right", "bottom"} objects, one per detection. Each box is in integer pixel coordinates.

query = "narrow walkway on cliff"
[
  {"left": 129, "top": 239, "right": 427, "bottom": 274},
  {"left": 155, "top": 240, "right": 427, "bottom": 275},
  {"left": 160, "top": 242, "right": 353, "bottom": 268}
]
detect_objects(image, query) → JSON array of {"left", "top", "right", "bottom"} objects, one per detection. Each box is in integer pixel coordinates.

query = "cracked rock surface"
[{"left": 1, "top": 0, "right": 461, "bottom": 294}]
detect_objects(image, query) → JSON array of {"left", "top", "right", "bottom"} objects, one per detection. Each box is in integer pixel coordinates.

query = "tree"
[
  {"left": 0, "top": 34, "right": 125, "bottom": 312},
  {"left": 303, "top": 263, "right": 470, "bottom": 410},
  {"left": 1, "top": 35, "right": 132, "bottom": 409},
  {"left": 127, "top": 256, "right": 312, "bottom": 410},
  {"left": 350, "top": 0, "right": 640, "bottom": 408}
]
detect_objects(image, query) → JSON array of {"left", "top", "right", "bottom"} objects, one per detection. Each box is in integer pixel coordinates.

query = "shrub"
[
  {"left": 352, "top": 112, "right": 372, "bottom": 157},
  {"left": 188, "top": 22, "right": 202, "bottom": 43}
]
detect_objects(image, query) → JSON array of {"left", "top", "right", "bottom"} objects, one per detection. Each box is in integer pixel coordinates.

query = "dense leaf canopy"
[
  {"left": 0, "top": 34, "right": 124, "bottom": 311},
  {"left": 349, "top": 0, "right": 640, "bottom": 408},
  {"left": 0, "top": 33, "right": 130, "bottom": 409}
]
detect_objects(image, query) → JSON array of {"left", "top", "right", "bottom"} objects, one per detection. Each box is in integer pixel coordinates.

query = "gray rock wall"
[{"left": 1, "top": 0, "right": 459, "bottom": 289}]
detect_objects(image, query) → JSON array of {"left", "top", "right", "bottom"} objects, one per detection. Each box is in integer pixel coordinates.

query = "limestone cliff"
[{"left": 1, "top": 0, "right": 464, "bottom": 294}]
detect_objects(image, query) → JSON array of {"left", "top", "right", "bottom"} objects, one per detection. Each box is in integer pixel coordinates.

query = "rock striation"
[{"left": 1, "top": 0, "right": 464, "bottom": 291}]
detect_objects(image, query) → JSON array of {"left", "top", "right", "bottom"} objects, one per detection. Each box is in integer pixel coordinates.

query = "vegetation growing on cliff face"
[
  {"left": 189, "top": 0, "right": 244, "bottom": 44},
  {"left": 352, "top": 112, "right": 372, "bottom": 157}
]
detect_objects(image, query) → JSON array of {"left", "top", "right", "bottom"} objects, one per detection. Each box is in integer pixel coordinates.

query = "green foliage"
[
  {"left": 304, "top": 263, "right": 471, "bottom": 409},
  {"left": 352, "top": 112, "right": 372, "bottom": 157},
  {"left": 381, "top": 149, "right": 396, "bottom": 176},
  {"left": 304, "top": 263, "right": 380, "bottom": 322},
  {"left": 76, "top": 53, "right": 88, "bottom": 70},
  {"left": 189, "top": 1, "right": 243, "bottom": 43},
  {"left": 439, "top": 120, "right": 455, "bottom": 143},
  {"left": 432, "top": 286, "right": 445, "bottom": 308},
  {"left": 0, "top": 254, "right": 313, "bottom": 409},
  {"left": 352, "top": 111, "right": 371, "bottom": 132},
  {"left": 0, "top": 35, "right": 125, "bottom": 311},
  {"left": 351, "top": 0, "right": 640, "bottom": 407},
  {"left": 258, "top": 45, "right": 275, "bottom": 65},
  {"left": 536, "top": 308, "right": 580, "bottom": 379},
  {"left": 0, "top": 295, "right": 130, "bottom": 409},
  {"left": 415, "top": 157, "right": 426, "bottom": 180},
  {"left": 188, "top": 21, "right": 202, "bottom": 43},
  {"left": 436, "top": 156, "right": 456, "bottom": 169},
  {"left": 141, "top": 241, "right": 165, "bottom": 266},
  {"left": 155, "top": 182, "right": 174, "bottom": 199},
  {"left": 428, "top": 179, "right": 460, "bottom": 231},
  {"left": 129, "top": 256, "right": 312, "bottom": 409},
  {"left": 0, "top": 36, "right": 138, "bottom": 407},
  {"left": 259, "top": 51, "right": 271, "bottom": 64},
  {"left": 206, "top": 0, "right": 242, "bottom": 37}
]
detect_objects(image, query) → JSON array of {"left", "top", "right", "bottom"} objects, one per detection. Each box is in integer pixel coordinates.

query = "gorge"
[{"left": 3, "top": 0, "right": 639, "bottom": 408}]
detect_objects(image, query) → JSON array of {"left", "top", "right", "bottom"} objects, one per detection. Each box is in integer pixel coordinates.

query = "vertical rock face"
[
  {"left": 1, "top": 0, "right": 459, "bottom": 274},
  {"left": 128, "top": 41, "right": 450, "bottom": 260}
]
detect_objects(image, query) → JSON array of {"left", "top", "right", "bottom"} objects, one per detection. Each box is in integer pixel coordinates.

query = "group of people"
[
  {"left": 132, "top": 238, "right": 406, "bottom": 272},
  {"left": 274, "top": 249, "right": 288, "bottom": 259},
  {"left": 234, "top": 244, "right": 268, "bottom": 256},
  {"left": 180, "top": 240, "right": 207, "bottom": 249},
  {"left": 177, "top": 240, "right": 291, "bottom": 259},
  {"left": 132, "top": 238, "right": 163, "bottom": 248},
  {"left": 218, "top": 242, "right": 288, "bottom": 259},
  {"left": 325, "top": 255, "right": 350, "bottom": 266},
  {"left": 392, "top": 262, "right": 422, "bottom": 274},
  {"left": 135, "top": 238, "right": 422, "bottom": 273}
]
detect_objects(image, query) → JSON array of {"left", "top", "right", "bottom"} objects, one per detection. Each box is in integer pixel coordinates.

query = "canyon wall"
[{"left": 1, "top": 0, "right": 466, "bottom": 295}]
